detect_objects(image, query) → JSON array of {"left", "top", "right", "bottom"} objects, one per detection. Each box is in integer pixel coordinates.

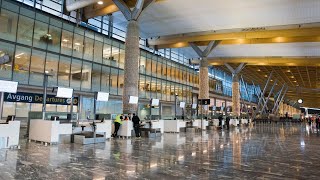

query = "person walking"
[
  {"left": 112, "top": 114, "right": 123, "bottom": 138},
  {"left": 226, "top": 116, "right": 230, "bottom": 130},
  {"left": 132, "top": 113, "right": 141, "bottom": 138},
  {"left": 218, "top": 115, "right": 223, "bottom": 128}
]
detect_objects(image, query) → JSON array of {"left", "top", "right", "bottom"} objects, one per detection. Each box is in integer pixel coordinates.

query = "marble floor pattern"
[{"left": 1, "top": 123, "right": 320, "bottom": 179}]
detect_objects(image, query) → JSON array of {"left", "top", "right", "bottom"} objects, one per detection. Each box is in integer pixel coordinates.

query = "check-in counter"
[
  {"left": 0, "top": 121, "right": 20, "bottom": 149},
  {"left": 143, "top": 120, "right": 164, "bottom": 134},
  {"left": 230, "top": 119, "right": 239, "bottom": 126},
  {"left": 194, "top": 119, "right": 209, "bottom": 130},
  {"left": 164, "top": 120, "right": 186, "bottom": 133},
  {"left": 213, "top": 119, "right": 224, "bottom": 127},
  {"left": 29, "top": 120, "right": 72, "bottom": 144},
  {"left": 74, "top": 120, "right": 112, "bottom": 139},
  {"left": 118, "top": 121, "right": 133, "bottom": 137},
  {"left": 241, "top": 119, "right": 249, "bottom": 124}
]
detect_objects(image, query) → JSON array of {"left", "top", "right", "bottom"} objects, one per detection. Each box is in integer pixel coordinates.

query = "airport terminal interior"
[{"left": 0, "top": 0, "right": 320, "bottom": 179}]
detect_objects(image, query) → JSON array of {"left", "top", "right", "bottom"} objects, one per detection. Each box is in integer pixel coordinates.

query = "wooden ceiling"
[{"left": 218, "top": 64, "right": 320, "bottom": 108}]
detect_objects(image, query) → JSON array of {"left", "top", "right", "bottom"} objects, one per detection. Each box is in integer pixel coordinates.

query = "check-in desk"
[
  {"left": 194, "top": 119, "right": 209, "bottom": 130},
  {"left": 118, "top": 121, "right": 133, "bottom": 137},
  {"left": 164, "top": 120, "right": 186, "bottom": 133},
  {"left": 241, "top": 119, "right": 248, "bottom": 124},
  {"left": 74, "top": 120, "right": 112, "bottom": 139},
  {"left": 230, "top": 119, "right": 239, "bottom": 126},
  {"left": 143, "top": 120, "right": 164, "bottom": 134},
  {"left": 0, "top": 121, "right": 20, "bottom": 149},
  {"left": 213, "top": 119, "right": 224, "bottom": 127},
  {"left": 29, "top": 120, "right": 72, "bottom": 144}
]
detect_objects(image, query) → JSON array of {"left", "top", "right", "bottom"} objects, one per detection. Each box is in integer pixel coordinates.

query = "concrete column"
[
  {"left": 199, "top": 58, "right": 209, "bottom": 99},
  {"left": 123, "top": 20, "right": 140, "bottom": 114},
  {"left": 232, "top": 74, "right": 241, "bottom": 117}
]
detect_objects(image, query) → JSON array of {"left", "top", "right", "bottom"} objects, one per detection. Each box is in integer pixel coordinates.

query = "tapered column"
[
  {"left": 112, "top": 0, "right": 154, "bottom": 114},
  {"left": 199, "top": 58, "right": 209, "bottom": 99},
  {"left": 123, "top": 20, "right": 140, "bottom": 114},
  {"left": 232, "top": 74, "right": 240, "bottom": 117}
]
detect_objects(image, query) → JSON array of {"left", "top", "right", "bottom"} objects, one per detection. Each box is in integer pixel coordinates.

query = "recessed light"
[
  {"left": 293, "top": 80, "right": 297, "bottom": 83},
  {"left": 97, "top": 1, "right": 103, "bottom": 5},
  {"left": 74, "top": 42, "right": 81, "bottom": 46},
  {"left": 257, "top": 69, "right": 261, "bottom": 72},
  {"left": 270, "top": 79, "right": 273, "bottom": 82},
  {"left": 62, "top": 39, "right": 69, "bottom": 42},
  {"left": 264, "top": 75, "right": 267, "bottom": 77},
  {"left": 286, "top": 70, "right": 291, "bottom": 72},
  {"left": 290, "top": 76, "right": 294, "bottom": 78}
]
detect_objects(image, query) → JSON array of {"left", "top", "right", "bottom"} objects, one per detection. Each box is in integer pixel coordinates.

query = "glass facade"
[{"left": 0, "top": 0, "right": 257, "bottom": 120}]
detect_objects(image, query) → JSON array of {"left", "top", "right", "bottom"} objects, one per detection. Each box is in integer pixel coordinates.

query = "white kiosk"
[
  {"left": 29, "top": 87, "right": 74, "bottom": 145},
  {"left": 0, "top": 80, "right": 20, "bottom": 149}
]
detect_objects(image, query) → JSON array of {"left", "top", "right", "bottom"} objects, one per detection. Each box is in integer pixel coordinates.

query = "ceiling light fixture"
[
  {"left": 257, "top": 69, "right": 261, "bottom": 72},
  {"left": 287, "top": 70, "right": 291, "bottom": 73},
  {"left": 97, "top": 1, "right": 103, "bottom": 5}
]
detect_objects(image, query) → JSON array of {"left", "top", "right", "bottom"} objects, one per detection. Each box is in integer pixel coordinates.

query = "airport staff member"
[{"left": 112, "top": 114, "right": 123, "bottom": 137}]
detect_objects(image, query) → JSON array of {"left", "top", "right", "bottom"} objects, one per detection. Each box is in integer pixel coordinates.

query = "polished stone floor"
[{"left": 1, "top": 123, "right": 320, "bottom": 179}]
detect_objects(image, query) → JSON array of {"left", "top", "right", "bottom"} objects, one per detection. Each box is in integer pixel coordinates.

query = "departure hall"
[{"left": 0, "top": 0, "right": 319, "bottom": 179}]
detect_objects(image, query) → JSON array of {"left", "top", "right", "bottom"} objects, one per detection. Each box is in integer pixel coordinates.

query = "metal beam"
[
  {"left": 148, "top": 27, "right": 320, "bottom": 48},
  {"left": 272, "top": 84, "right": 286, "bottom": 114},
  {"left": 207, "top": 57, "right": 320, "bottom": 66},
  {"left": 189, "top": 41, "right": 220, "bottom": 58},
  {"left": 261, "top": 80, "right": 278, "bottom": 115},
  {"left": 254, "top": 71, "right": 273, "bottom": 117},
  {"left": 275, "top": 86, "right": 289, "bottom": 114}
]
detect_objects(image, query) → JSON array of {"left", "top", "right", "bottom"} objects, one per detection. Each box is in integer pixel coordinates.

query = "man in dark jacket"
[
  {"left": 132, "top": 113, "right": 141, "bottom": 137},
  {"left": 218, "top": 115, "right": 223, "bottom": 128},
  {"left": 226, "top": 116, "right": 230, "bottom": 130}
]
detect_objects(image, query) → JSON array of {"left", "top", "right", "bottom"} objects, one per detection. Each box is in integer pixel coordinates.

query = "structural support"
[
  {"left": 189, "top": 41, "right": 220, "bottom": 100},
  {"left": 274, "top": 86, "right": 289, "bottom": 114},
  {"left": 253, "top": 71, "right": 273, "bottom": 117},
  {"left": 225, "top": 63, "right": 246, "bottom": 117},
  {"left": 113, "top": 0, "right": 154, "bottom": 114},
  {"left": 261, "top": 80, "right": 277, "bottom": 115},
  {"left": 272, "top": 84, "right": 286, "bottom": 114}
]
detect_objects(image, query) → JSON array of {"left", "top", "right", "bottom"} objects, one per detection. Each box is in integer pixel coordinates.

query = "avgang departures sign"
[{"left": 4, "top": 92, "right": 78, "bottom": 105}]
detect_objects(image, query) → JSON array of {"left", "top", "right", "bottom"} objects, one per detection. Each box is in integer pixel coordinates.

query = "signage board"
[
  {"left": 192, "top": 104, "right": 197, "bottom": 109},
  {"left": 0, "top": 80, "right": 18, "bottom": 93},
  {"left": 4, "top": 92, "right": 78, "bottom": 105},
  {"left": 129, "top": 96, "right": 138, "bottom": 104},
  {"left": 198, "top": 99, "right": 210, "bottom": 105},
  {"left": 56, "top": 87, "right": 73, "bottom": 98},
  {"left": 180, "top": 102, "right": 185, "bottom": 108},
  {"left": 151, "top": 99, "right": 159, "bottom": 106},
  {"left": 97, "top": 92, "right": 109, "bottom": 101}
]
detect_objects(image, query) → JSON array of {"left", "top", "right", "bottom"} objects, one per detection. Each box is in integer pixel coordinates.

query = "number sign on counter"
[
  {"left": 97, "top": 92, "right": 109, "bottom": 101},
  {"left": 0, "top": 80, "right": 18, "bottom": 93},
  {"left": 129, "top": 96, "right": 138, "bottom": 104},
  {"left": 151, "top": 99, "right": 159, "bottom": 106},
  {"left": 56, "top": 87, "right": 73, "bottom": 98}
]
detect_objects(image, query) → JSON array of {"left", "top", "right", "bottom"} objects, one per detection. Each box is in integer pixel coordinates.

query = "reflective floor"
[{"left": 1, "top": 123, "right": 320, "bottom": 179}]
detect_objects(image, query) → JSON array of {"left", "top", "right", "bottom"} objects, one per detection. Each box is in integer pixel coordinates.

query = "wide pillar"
[
  {"left": 123, "top": 20, "right": 140, "bottom": 114},
  {"left": 199, "top": 58, "right": 209, "bottom": 99},
  {"left": 112, "top": 0, "right": 155, "bottom": 114},
  {"left": 232, "top": 75, "right": 240, "bottom": 117}
]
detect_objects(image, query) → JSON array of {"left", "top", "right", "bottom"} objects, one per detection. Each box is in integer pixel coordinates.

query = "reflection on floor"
[{"left": 1, "top": 123, "right": 320, "bottom": 179}]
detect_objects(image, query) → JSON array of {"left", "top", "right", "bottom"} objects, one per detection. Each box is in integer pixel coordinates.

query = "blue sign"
[{"left": 4, "top": 92, "right": 78, "bottom": 105}]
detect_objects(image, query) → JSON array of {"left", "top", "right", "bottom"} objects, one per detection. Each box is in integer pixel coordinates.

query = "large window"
[
  {"left": 0, "top": 9, "right": 18, "bottom": 42},
  {"left": 92, "top": 64, "right": 101, "bottom": 91},
  {"left": 13, "top": 46, "right": 31, "bottom": 84},
  {"left": 48, "top": 25, "right": 61, "bottom": 53},
  {"left": 33, "top": 20, "right": 49, "bottom": 49},
  {"left": 73, "top": 33, "right": 84, "bottom": 59},
  {"left": 83, "top": 36, "right": 94, "bottom": 61},
  {"left": 101, "top": 66, "right": 110, "bottom": 92},
  {"left": 81, "top": 61, "right": 92, "bottom": 91},
  {"left": 0, "top": 42, "right": 14, "bottom": 80},
  {"left": 61, "top": 30, "right": 73, "bottom": 55},
  {"left": 94, "top": 39, "right": 103, "bottom": 63},
  {"left": 110, "top": 68, "right": 118, "bottom": 94},
  {"left": 58, "top": 56, "right": 71, "bottom": 87},
  {"left": 17, "top": 15, "right": 34, "bottom": 46},
  {"left": 29, "top": 50, "right": 45, "bottom": 86},
  {"left": 70, "top": 58, "right": 82, "bottom": 90},
  {"left": 45, "top": 53, "right": 59, "bottom": 86}
]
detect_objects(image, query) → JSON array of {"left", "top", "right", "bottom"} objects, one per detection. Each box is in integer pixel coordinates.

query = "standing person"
[
  {"left": 112, "top": 114, "right": 123, "bottom": 138},
  {"left": 226, "top": 116, "right": 230, "bottom": 130},
  {"left": 317, "top": 116, "right": 320, "bottom": 130},
  {"left": 132, "top": 113, "right": 141, "bottom": 138},
  {"left": 218, "top": 115, "right": 223, "bottom": 128}
]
